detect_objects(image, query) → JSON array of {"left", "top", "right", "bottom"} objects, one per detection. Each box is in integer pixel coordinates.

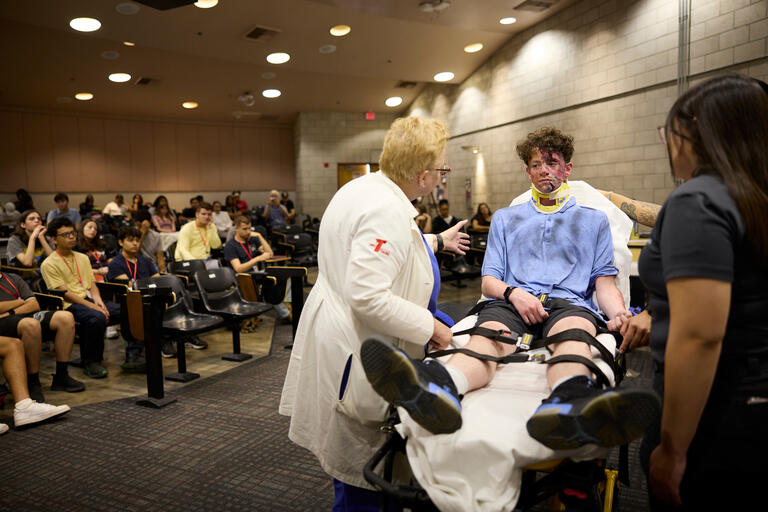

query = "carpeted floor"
[
  {"left": 1, "top": 306, "right": 655, "bottom": 511},
  {"left": 0, "top": 323, "right": 334, "bottom": 511}
]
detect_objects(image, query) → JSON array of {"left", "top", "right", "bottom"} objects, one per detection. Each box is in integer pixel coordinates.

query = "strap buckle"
[
  {"left": 529, "top": 353, "right": 547, "bottom": 363},
  {"left": 517, "top": 333, "right": 533, "bottom": 350}
]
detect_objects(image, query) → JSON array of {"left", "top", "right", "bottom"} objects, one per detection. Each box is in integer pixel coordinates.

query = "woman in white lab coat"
[{"left": 279, "top": 117, "right": 469, "bottom": 510}]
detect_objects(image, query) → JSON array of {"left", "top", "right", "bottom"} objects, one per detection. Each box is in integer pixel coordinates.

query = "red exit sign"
[{"left": 365, "top": 111, "right": 375, "bottom": 120}]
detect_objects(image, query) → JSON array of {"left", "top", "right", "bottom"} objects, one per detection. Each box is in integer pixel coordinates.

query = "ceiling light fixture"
[
  {"left": 69, "top": 17, "right": 101, "bottom": 32},
  {"left": 108, "top": 72, "right": 131, "bottom": 83},
  {"left": 462, "top": 145, "right": 480, "bottom": 154},
  {"left": 75, "top": 93, "right": 93, "bottom": 101},
  {"left": 419, "top": 0, "right": 452, "bottom": 12},
  {"left": 115, "top": 2, "right": 140, "bottom": 15},
  {"left": 266, "top": 52, "right": 290, "bottom": 64},
  {"left": 262, "top": 89, "right": 281, "bottom": 98},
  {"left": 261, "top": 71, "right": 276, "bottom": 79},
  {"left": 239, "top": 92, "right": 256, "bottom": 107},
  {"left": 182, "top": 101, "right": 199, "bottom": 109},
  {"left": 499, "top": 17, "right": 517, "bottom": 25},
  {"left": 319, "top": 44, "right": 337, "bottom": 54},
  {"left": 194, "top": 0, "right": 219, "bottom": 8},
  {"left": 433, "top": 71, "right": 454, "bottom": 82},
  {"left": 464, "top": 43, "right": 483, "bottom": 53},
  {"left": 330, "top": 25, "right": 351, "bottom": 36},
  {"left": 385, "top": 97, "right": 403, "bottom": 107},
  {"left": 123, "top": 41, "right": 135, "bottom": 47}
]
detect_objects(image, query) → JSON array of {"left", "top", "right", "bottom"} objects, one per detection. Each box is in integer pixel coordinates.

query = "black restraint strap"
[
  {"left": 428, "top": 347, "right": 531, "bottom": 364},
  {"left": 533, "top": 329, "right": 621, "bottom": 380},
  {"left": 453, "top": 326, "right": 519, "bottom": 346},
  {"left": 544, "top": 354, "right": 612, "bottom": 388}
]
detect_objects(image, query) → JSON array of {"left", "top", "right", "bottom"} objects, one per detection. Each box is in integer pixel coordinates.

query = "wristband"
[
  {"left": 436, "top": 233, "right": 444, "bottom": 252},
  {"left": 503, "top": 286, "right": 515, "bottom": 304},
  {"left": 7, "top": 309, "right": 15, "bottom": 316}
]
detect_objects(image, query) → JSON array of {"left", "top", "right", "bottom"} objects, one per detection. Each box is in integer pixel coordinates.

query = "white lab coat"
[{"left": 279, "top": 171, "right": 436, "bottom": 488}]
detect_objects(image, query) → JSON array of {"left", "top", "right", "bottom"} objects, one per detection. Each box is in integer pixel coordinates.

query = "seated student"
[
  {"left": 432, "top": 199, "right": 461, "bottom": 233},
  {"left": 79, "top": 194, "right": 98, "bottom": 218},
  {"left": 224, "top": 216, "right": 274, "bottom": 272},
  {"left": 1, "top": 201, "right": 20, "bottom": 226},
  {"left": 280, "top": 192, "right": 296, "bottom": 224},
  {"left": 0, "top": 270, "right": 84, "bottom": 401},
  {"left": 14, "top": 188, "right": 34, "bottom": 214},
  {"left": 151, "top": 202, "right": 176, "bottom": 233},
  {"left": 0, "top": 335, "right": 70, "bottom": 434},
  {"left": 127, "top": 194, "right": 147, "bottom": 217},
  {"left": 102, "top": 194, "right": 128, "bottom": 217},
  {"left": 179, "top": 196, "right": 202, "bottom": 223},
  {"left": 211, "top": 200, "right": 234, "bottom": 239},
  {"left": 46, "top": 193, "right": 81, "bottom": 226},
  {"left": 262, "top": 190, "right": 289, "bottom": 229},
  {"left": 174, "top": 201, "right": 222, "bottom": 262},
  {"left": 233, "top": 191, "right": 247, "bottom": 213},
  {"left": 470, "top": 202, "right": 493, "bottom": 232},
  {"left": 132, "top": 211, "right": 167, "bottom": 274},
  {"left": 106, "top": 227, "right": 160, "bottom": 285},
  {"left": 6, "top": 210, "right": 54, "bottom": 268},
  {"left": 363, "top": 127, "right": 660, "bottom": 448},
  {"left": 75, "top": 219, "right": 115, "bottom": 282},
  {"left": 41, "top": 217, "right": 121, "bottom": 379},
  {"left": 414, "top": 202, "right": 432, "bottom": 234}
]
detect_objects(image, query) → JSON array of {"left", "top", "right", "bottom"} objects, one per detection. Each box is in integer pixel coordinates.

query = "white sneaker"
[
  {"left": 0, "top": 423, "right": 8, "bottom": 435},
  {"left": 106, "top": 326, "right": 119, "bottom": 339},
  {"left": 14, "top": 399, "right": 71, "bottom": 427}
]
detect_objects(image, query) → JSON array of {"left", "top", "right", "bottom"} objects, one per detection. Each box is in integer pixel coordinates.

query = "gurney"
[{"left": 363, "top": 182, "right": 636, "bottom": 511}]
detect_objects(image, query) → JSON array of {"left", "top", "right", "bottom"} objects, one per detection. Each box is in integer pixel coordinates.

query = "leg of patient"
[
  {"left": 445, "top": 321, "right": 517, "bottom": 393},
  {"left": 544, "top": 316, "right": 594, "bottom": 388}
]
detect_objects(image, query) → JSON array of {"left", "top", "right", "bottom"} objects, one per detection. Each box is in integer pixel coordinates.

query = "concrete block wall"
[
  {"left": 406, "top": 0, "right": 767, "bottom": 217},
  {"left": 294, "top": 111, "right": 396, "bottom": 217}
]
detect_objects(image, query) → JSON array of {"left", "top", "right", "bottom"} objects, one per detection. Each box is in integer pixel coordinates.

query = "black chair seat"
[
  {"left": 163, "top": 313, "right": 222, "bottom": 332},
  {"left": 205, "top": 300, "right": 271, "bottom": 318}
]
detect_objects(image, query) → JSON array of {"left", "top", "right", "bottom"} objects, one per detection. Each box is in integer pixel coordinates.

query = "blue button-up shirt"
[{"left": 482, "top": 198, "right": 617, "bottom": 315}]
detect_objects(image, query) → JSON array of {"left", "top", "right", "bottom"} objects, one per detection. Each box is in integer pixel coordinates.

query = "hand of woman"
[
  {"left": 32, "top": 225, "right": 45, "bottom": 239},
  {"left": 441, "top": 219, "right": 470, "bottom": 255},
  {"left": 649, "top": 445, "right": 686, "bottom": 506},
  {"left": 619, "top": 310, "right": 651, "bottom": 353},
  {"left": 429, "top": 319, "right": 453, "bottom": 350}
]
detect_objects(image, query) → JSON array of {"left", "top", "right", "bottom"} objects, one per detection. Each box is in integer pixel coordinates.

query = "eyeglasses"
[
  {"left": 57, "top": 230, "right": 77, "bottom": 239},
  {"left": 657, "top": 125, "right": 694, "bottom": 145},
  {"left": 429, "top": 166, "right": 451, "bottom": 177}
]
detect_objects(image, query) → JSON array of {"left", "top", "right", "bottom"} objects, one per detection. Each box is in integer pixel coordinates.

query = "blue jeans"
[{"left": 66, "top": 300, "right": 123, "bottom": 364}]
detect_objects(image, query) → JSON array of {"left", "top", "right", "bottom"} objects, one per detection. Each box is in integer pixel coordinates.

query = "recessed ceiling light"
[
  {"left": 123, "top": 41, "right": 135, "bottom": 47},
  {"left": 182, "top": 101, "right": 199, "bottom": 109},
  {"left": 194, "top": 0, "right": 218, "bottom": 8},
  {"left": 385, "top": 96, "right": 403, "bottom": 107},
  {"left": 108, "top": 72, "right": 131, "bottom": 83},
  {"left": 261, "top": 71, "right": 276, "bottom": 79},
  {"left": 266, "top": 52, "right": 290, "bottom": 64},
  {"left": 75, "top": 93, "right": 93, "bottom": 101},
  {"left": 330, "top": 25, "right": 351, "bottom": 37},
  {"left": 499, "top": 17, "right": 517, "bottom": 25},
  {"left": 433, "top": 71, "right": 454, "bottom": 82},
  {"left": 464, "top": 43, "right": 483, "bottom": 53},
  {"left": 319, "top": 45, "right": 337, "bottom": 54},
  {"left": 69, "top": 17, "right": 101, "bottom": 32},
  {"left": 115, "top": 2, "right": 140, "bottom": 15},
  {"left": 101, "top": 50, "right": 120, "bottom": 60},
  {"left": 262, "top": 89, "right": 281, "bottom": 98}
]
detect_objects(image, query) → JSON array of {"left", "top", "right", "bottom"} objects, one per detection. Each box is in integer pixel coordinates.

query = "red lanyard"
[
  {"left": 196, "top": 224, "right": 208, "bottom": 247},
  {"left": 125, "top": 257, "right": 138, "bottom": 282},
  {"left": 88, "top": 249, "right": 103, "bottom": 265},
  {"left": 56, "top": 251, "right": 84, "bottom": 285},
  {"left": 239, "top": 240, "right": 253, "bottom": 259},
  {"left": 0, "top": 274, "right": 21, "bottom": 299}
]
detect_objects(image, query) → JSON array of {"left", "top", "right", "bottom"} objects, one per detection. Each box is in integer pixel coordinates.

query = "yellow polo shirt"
[
  {"left": 175, "top": 221, "right": 222, "bottom": 261},
  {"left": 41, "top": 251, "right": 95, "bottom": 309}
]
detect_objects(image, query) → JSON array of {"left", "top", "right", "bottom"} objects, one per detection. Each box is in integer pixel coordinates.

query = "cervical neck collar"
[{"left": 531, "top": 182, "right": 571, "bottom": 213}]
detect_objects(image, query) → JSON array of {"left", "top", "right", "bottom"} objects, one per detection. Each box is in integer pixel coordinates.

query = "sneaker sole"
[
  {"left": 361, "top": 338, "right": 461, "bottom": 435},
  {"left": 527, "top": 388, "right": 660, "bottom": 450},
  {"left": 15, "top": 405, "right": 71, "bottom": 428},
  {"left": 161, "top": 352, "right": 176, "bottom": 358},
  {"left": 185, "top": 344, "right": 207, "bottom": 350}
]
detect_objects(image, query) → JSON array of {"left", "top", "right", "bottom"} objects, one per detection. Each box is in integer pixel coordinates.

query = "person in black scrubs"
[{"left": 637, "top": 74, "right": 768, "bottom": 510}]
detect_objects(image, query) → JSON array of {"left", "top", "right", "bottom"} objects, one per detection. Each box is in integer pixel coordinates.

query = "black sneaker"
[
  {"left": 526, "top": 375, "right": 660, "bottom": 450},
  {"left": 121, "top": 352, "right": 147, "bottom": 373},
  {"left": 51, "top": 374, "right": 86, "bottom": 393},
  {"left": 361, "top": 337, "right": 462, "bottom": 435},
  {"left": 83, "top": 362, "right": 108, "bottom": 379},
  {"left": 184, "top": 336, "right": 208, "bottom": 350},
  {"left": 161, "top": 341, "right": 177, "bottom": 358},
  {"left": 28, "top": 381, "right": 45, "bottom": 403}
]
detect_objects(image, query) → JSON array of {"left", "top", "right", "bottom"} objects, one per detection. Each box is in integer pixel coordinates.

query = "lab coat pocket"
[{"left": 337, "top": 352, "right": 389, "bottom": 425}]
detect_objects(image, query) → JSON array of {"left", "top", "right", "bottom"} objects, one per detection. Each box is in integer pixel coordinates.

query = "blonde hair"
[{"left": 379, "top": 117, "right": 448, "bottom": 185}]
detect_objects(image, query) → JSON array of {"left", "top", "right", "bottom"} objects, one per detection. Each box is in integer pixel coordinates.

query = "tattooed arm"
[{"left": 599, "top": 190, "right": 661, "bottom": 227}]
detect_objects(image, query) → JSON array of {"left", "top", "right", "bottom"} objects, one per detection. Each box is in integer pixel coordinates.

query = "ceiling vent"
[
  {"left": 395, "top": 80, "right": 418, "bottom": 89},
  {"left": 132, "top": 0, "right": 195, "bottom": 10},
  {"left": 514, "top": 0, "right": 557, "bottom": 12},
  {"left": 134, "top": 77, "right": 153, "bottom": 85},
  {"left": 245, "top": 26, "right": 282, "bottom": 43}
]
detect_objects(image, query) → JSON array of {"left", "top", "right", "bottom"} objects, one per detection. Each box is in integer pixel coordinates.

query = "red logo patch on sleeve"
[{"left": 369, "top": 239, "right": 389, "bottom": 255}]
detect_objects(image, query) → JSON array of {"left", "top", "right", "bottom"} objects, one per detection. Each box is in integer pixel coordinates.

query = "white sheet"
[{"left": 395, "top": 181, "right": 632, "bottom": 511}]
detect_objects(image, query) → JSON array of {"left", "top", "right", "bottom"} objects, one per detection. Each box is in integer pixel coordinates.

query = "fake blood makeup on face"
[{"left": 527, "top": 147, "right": 568, "bottom": 193}]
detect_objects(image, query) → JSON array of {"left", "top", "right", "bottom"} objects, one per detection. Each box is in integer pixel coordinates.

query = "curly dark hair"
[{"left": 515, "top": 127, "right": 575, "bottom": 165}]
